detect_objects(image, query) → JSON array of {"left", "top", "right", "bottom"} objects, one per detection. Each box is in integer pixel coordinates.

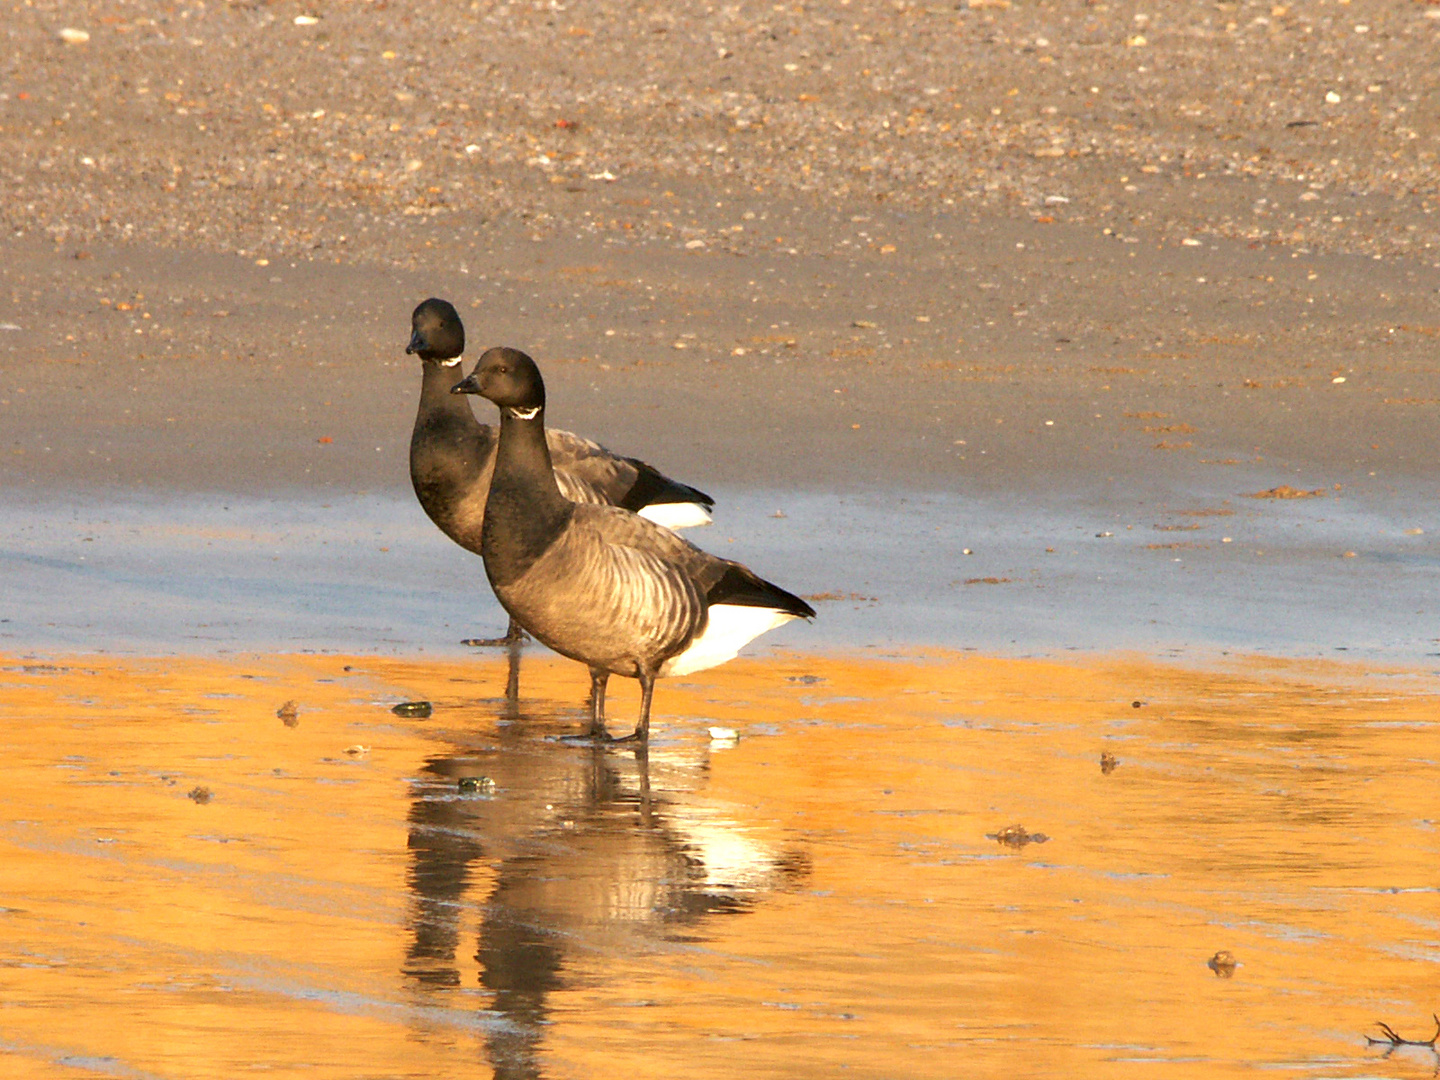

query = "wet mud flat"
[
  {"left": 3, "top": 487, "right": 1438, "bottom": 663},
  {"left": 1, "top": 649, "right": 1436, "bottom": 1078}
]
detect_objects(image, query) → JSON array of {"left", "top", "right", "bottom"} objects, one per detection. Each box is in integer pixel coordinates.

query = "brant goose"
[
  {"left": 453, "top": 346, "right": 814, "bottom": 743},
  {"left": 407, "top": 298, "right": 714, "bottom": 649}
]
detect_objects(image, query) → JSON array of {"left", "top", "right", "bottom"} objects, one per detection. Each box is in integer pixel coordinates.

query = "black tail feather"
[
  {"left": 619, "top": 458, "right": 715, "bottom": 514},
  {"left": 706, "top": 564, "right": 816, "bottom": 620}
]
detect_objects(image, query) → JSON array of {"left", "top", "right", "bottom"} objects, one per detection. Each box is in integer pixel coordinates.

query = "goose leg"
[
  {"left": 615, "top": 670, "right": 655, "bottom": 745},
  {"left": 462, "top": 618, "right": 529, "bottom": 649},
  {"left": 502, "top": 632, "right": 522, "bottom": 715},
  {"left": 635, "top": 672, "right": 655, "bottom": 744},
  {"left": 587, "top": 667, "right": 610, "bottom": 741}
]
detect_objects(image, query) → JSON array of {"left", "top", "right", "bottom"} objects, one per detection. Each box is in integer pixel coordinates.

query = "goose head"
[
  {"left": 406, "top": 298, "right": 465, "bottom": 365},
  {"left": 452, "top": 347, "right": 546, "bottom": 415}
]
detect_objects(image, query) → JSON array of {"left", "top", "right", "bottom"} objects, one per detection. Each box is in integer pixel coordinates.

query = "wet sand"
[
  {"left": 2, "top": 649, "right": 1437, "bottom": 1077},
  {"left": 3, "top": 487, "right": 1439, "bottom": 663}
]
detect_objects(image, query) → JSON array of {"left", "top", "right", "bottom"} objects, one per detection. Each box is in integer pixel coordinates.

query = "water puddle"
[{"left": 0, "top": 650, "right": 1435, "bottom": 1077}]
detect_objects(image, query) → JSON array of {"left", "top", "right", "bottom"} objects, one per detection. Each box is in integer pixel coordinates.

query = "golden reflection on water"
[{"left": 0, "top": 650, "right": 1436, "bottom": 1078}]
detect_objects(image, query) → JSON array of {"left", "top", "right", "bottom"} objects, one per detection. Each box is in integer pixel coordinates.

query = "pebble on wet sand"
[
  {"left": 276, "top": 700, "right": 299, "bottom": 727},
  {"left": 391, "top": 701, "right": 433, "bottom": 718},
  {"left": 1248, "top": 485, "right": 1326, "bottom": 500},
  {"left": 987, "top": 824, "right": 1049, "bottom": 848},
  {"left": 187, "top": 785, "right": 213, "bottom": 804},
  {"left": 1208, "top": 950, "right": 1238, "bottom": 978}
]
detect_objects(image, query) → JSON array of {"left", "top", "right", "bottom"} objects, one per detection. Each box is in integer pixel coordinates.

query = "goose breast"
[{"left": 491, "top": 506, "right": 706, "bottom": 676}]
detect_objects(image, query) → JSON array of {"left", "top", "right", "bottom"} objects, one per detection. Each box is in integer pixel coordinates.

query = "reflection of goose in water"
[{"left": 402, "top": 717, "right": 807, "bottom": 1078}]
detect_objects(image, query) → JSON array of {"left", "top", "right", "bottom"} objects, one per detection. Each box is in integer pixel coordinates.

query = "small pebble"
[
  {"left": 1100, "top": 752, "right": 1118, "bottom": 774},
  {"left": 276, "top": 700, "right": 299, "bottom": 727},
  {"left": 391, "top": 700, "right": 433, "bottom": 718},
  {"left": 343, "top": 744, "right": 369, "bottom": 757},
  {"left": 987, "top": 824, "right": 1049, "bottom": 848},
  {"left": 1208, "top": 950, "right": 1238, "bottom": 977},
  {"left": 187, "top": 785, "right": 213, "bottom": 804},
  {"left": 59, "top": 28, "right": 91, "bottom": 44},
  {"left": 458, "top": 776, "right": 497, "bottom": 794},
  {"left": 708, "top": 726, "right": 739, "bottom": 744}
]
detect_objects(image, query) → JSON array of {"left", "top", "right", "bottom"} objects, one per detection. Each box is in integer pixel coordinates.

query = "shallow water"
[
  {"left": 2, "top": 486, "right": 1436, "bottom": 663},
  {"left": 1, "top": 650, "right": 1436, "bottom": 1078}
]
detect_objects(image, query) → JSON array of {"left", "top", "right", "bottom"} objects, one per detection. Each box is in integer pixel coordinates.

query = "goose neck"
[
  {"left": 418, "top": 359, "right": 475, "bottom": 416},
  {"left": 494, "top": 407, "right": 562, "bottom": 500},
  {"left": 484, "top": 405, "right": 572, "bottom": 583}
]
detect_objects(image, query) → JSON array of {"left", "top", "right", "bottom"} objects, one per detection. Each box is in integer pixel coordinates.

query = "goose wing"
[
  {"left": 582, "top": 507, "right": 815, "bottom": 619},
  {"left": 547, "top": 429, "right": 714, "bottom": 523},
  {"left": 574, "top": 509, "right": 816, "bottom": 680},
  {"left": 546, "top": 429, "right": 635, "bottom": 506}
]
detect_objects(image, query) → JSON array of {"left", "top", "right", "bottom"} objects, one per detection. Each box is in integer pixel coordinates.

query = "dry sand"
[{"left": 3, "top": 0, "right": 1439, "bottom": 504}]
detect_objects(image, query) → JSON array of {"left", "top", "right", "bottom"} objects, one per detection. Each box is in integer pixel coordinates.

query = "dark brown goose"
[
  {"left": 407, "top": 298, "right": 714, "bottom": 647},
  {"left": 453, "top": 346, "right": 815, "bottom": 743}
]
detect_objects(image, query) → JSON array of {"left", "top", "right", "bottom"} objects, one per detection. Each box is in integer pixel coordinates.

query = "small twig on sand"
[{"left": 1365, "top": 1014, "right": 1440, "bottom": 1048}]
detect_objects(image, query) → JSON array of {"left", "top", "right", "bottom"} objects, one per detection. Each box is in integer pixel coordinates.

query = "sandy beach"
[
  {"left": 3, "top": 0, "right": 1440, "bottom": 1075},
  {"left": 4, "top": 0, "right": 1440, "bottom": 502}
]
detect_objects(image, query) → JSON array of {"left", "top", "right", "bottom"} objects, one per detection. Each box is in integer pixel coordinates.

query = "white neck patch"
[
  {"left": 438, "top": 355, "right": 463, "bottom": 368},
  {"left": 508, "top": 405, "right": 541, "bottom": 421}
]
